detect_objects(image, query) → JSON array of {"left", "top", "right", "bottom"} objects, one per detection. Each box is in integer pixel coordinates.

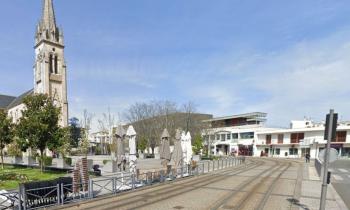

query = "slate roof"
[
  {"left": 6, "top": 89, "right": 34, "bottom": 110},
  {"left": 0, "top": 94, "right": 16, "bottom": 109}
]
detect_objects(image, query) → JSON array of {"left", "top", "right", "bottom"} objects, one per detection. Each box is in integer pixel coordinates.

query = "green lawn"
[{"left": 0, "top": 166, "right": 66, "bottom": 190}]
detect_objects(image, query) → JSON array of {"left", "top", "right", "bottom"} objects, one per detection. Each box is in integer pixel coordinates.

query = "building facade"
[
  {"left": 254, "top": 120, "right": 350, "bottom": 158},
  {"left": 203, "top": 112, "right": 276, "bottom": 156},
  {"left": 0, "top": 0, "right": 68, "bottom": 127}
]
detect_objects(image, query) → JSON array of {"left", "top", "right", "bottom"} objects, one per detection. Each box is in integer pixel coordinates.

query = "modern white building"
[
  {"left": 203, "top": 112, "right": 277, "bottom": 156},
  {"left": 254, "top": 120, "right": 350, "bottom": 159}
]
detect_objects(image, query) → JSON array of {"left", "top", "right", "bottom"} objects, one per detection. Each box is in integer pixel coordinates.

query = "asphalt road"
[{"left": 330, "top": 159, "right": 350, "bottom": 209}]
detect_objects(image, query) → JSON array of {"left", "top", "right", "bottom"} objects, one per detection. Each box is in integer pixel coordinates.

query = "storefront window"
[
  {"left": 342, "top": 148, "right": 350, "bottom": 157},
  {"left": 276, "top": 148, "right": 280, "bottom": 155},
  {"left": 289, "top": 148, "right": 298, "bottom": 155}
]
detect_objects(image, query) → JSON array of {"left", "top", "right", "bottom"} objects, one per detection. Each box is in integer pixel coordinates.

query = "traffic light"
[{"left": 324, "top": 113, "right": 338, "bottom": 141}]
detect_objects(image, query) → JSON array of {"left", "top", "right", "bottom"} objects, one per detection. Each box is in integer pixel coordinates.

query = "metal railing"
[
  {"left": 0, "top": 157, "right": 245, "bottom": 210},
  {"left": 0, "top": 191, "right": 20, "bottom": 210}
]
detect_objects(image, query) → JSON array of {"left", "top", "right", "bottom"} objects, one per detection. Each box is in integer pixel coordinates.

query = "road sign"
[{"left": 318, "top": 148, "right": 338, "bottom": 163}]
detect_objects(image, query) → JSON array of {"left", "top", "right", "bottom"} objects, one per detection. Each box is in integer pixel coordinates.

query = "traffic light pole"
[{"left": 319, "top": 109, "right": 334, "bottom": 210}]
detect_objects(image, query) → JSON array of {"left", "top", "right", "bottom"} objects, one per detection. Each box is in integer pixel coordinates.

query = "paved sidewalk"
[{"left": 299, "top": 161, "right": 348, "bottom": 210}]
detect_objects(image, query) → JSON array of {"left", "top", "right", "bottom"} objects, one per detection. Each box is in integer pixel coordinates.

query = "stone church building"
[{"left": 0, "top": 0, "right": 68, "bottom": 127}]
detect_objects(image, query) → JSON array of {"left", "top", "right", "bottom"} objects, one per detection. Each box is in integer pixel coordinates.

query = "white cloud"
[
  {"left": 239, "top": 29, "right": 350, "bottom": 126},
  {"left": 174, "top": 28, "right": 350, "bottom": 126},
  {"left": 68, "top": 27, "right": 350, "bottom": 129}
]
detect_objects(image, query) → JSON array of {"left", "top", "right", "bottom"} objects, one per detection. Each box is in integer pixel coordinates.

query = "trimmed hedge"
[{"left": 38, "top": 156, "right": 53, "bottom": 166}]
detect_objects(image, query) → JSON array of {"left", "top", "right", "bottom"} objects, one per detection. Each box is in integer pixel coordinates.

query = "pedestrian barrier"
[
  {"left": 0, "top": 191, "right": 20, "bottom": 210},
  {"left": 0, "top": 157, "right": 245, "bottom": 209}
]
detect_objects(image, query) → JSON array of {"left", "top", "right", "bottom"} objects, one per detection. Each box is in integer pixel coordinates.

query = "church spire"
[
  {"left": 36, "top": 0, "right": 63, "bottom": 45},
  {"left": 41, "top": 0, "right": 56, "bottom": 30}
]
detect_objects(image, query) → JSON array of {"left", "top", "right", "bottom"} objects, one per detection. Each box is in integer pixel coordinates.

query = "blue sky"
[{"left": 1, "top": 0, "right": 350, "bottom": 128}]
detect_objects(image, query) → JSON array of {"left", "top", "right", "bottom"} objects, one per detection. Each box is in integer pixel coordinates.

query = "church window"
[
  {"left": 49, "top": 54, "right": 53, "bottom": 73},
  {"left": 54, "top": 56, "right": 58, "bottom": 74}
]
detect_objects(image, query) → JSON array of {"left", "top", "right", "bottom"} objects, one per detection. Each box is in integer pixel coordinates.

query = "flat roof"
[{"left": 203, "top": 112, "right": 267, "bottom": 122}]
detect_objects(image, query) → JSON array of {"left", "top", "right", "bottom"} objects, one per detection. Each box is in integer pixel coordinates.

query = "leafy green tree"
[
  {"left": 69, "top": 117, "right": 81, "bottom": 147},
  {"left": 80, "top": 128, "right": 90, "bottom": 156},
  {"left": 0, "top": 110, "right": 14, "bottom": 169},
  {"left": 192, "top": 134, "right": 203, "bottom": 155},
  {"left": 16, "top": 94, "right": 62, "bottom": 172},
  {"left": 137, "top": 136, "right": 148, "bottom": 154},
  {"left": 7, "top": 139, "right": 23, "bottom": 157},
  {"left": 55, "top": 127, "right": 71, "bottom": 158}
]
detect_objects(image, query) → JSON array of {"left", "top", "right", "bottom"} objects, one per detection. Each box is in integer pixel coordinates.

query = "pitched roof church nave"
[{"left": 0, "top": 0, "right": 68, "bottom": 127}]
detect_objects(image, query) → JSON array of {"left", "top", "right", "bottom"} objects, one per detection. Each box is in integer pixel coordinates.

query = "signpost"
[
  {"left": 319, "top": 110, "right": 338, "bottom": 210},
  {"left": 318, "top": 148, "right": 338, "bottom": 164}
]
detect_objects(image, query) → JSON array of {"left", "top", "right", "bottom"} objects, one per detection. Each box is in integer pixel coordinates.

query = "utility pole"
[{"left": 319, "top": 109, "right": 337, "bottom": 210}]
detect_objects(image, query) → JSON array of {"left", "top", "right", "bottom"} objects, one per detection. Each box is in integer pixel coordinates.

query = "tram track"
[
  {"left": 60, "top": 159, "right": 264, "bottom": 210},
  {"left": 255, "top": 162, "right": 292, "bottom": 210},
  {"left": 84, "top": 160, "right": 264, "bottom": 210},
  {"left": 211, "top": 159, "right": 292, "bottom": 210},
  {"left": 210, "top": 159, "right": 280, "bottom": 210}
]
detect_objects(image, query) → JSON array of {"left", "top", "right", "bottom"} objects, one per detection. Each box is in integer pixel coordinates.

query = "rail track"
[
  {"left": 59, "top": 159, "right": 260, "bottom": 210},
  {"left": 60, "top": 158, "right": 302, "bottom": 210}
]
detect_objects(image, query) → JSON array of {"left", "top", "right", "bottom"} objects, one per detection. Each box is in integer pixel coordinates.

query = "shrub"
[
  {"left": 7, "top": 143, "right": 22, "bottom": 157},
  {"left": 64, "top": 157, "right": 72, "bottom": 166},
  {"left": 106, "top": 144, "right": 111, "bottom": 154},
  {"left": 201, "top": 156, "right": 213, "bottom": 160},
  {"left": 38, "top": 156, "right": 53, "bottom": 166},
  {"left": 95, "top": 147, "right": 102, "bottom": 155},
  {"left": 192, "top": 135, "right": 203, "bottom": 155},
  {"left": 212, "top": 156, "right": 220, "bottom": 160},
  {"left": 0, "top": 173, "right": 28, "bottom": 182},
  {"left": 137, "top": 137, "right": 147, "bottom": 153},
  {"left": 103, "top": 160, "right": 110, "bottom": 165}
]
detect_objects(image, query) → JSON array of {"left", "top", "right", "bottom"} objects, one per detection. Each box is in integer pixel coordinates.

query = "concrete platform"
[{"left": 53, "top": 158, "right": 348, "bottom": 210}]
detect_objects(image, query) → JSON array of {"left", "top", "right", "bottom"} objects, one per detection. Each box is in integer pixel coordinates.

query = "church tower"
[{"left": 34, "top": 0, "right": 68, "bottom": 127}]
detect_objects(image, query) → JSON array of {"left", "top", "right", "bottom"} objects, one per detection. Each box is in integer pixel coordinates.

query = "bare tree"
[
  {"left": 182, "top": 101, "right": 196, "bottom": 132},
  {"left": 80, "top": 109, "right": 93, "bottom": 156},
  {"left": 124, "top": 100, "right": 211, "bottom": 154},
  {"left": 97, "top": 108, "right": 115, "bottom": 154}
]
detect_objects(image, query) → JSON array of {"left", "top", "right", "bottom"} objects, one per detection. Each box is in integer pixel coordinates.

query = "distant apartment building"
[
  {"left": 203, "top": 112, "right": 276, "bottom": 156},
  {"left": 255, "top": 120, "right": 350, "bottom": 158}
]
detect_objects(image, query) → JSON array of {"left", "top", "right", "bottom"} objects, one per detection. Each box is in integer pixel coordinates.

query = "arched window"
[{"left": 49, "top": 54, "right": 53, "bottom": 73}]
